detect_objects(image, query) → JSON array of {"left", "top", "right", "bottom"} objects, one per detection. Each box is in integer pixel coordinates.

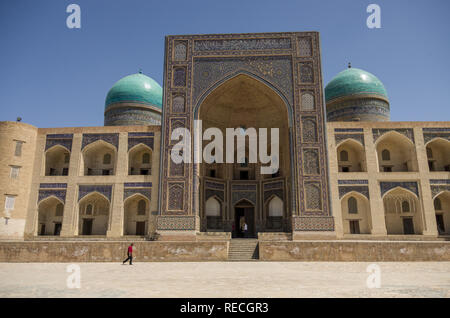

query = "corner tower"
[
  {"left": 104, "top": 71, "right": 163, "bottom": 126},
  {"left": 325, "top": 65, "right": 390, "bottom": 122}
]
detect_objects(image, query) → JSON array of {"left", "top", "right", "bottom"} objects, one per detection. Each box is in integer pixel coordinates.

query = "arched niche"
[
  {"left": 37, "top": 196, "right": 64, "bottom": 236},
  {"left": 340, "top": 192, "right": 372, "bottom": 234},
  {"left": 123, "top": 194, "right": 149, "bottom": 235},
  {"left": 78, "top": 192, "right": 110, "bottom": 235},
  {"left": 383, "top": 187, "right": 423, "bottom": 235},
  {"left": 128, "top": 143, "right": 152, "bottom": 175},
  {"left": 336, "top": 139, "right": 366, "bottom": 172},
  {"left": 205, "top": 196, "right": 222, "bottom": 230},
  {"left": 81, "top": 140, "right": 116, "bottom": 176},
  {"left": 426, "top": 138, "right": 450, "bottom": 172},
  {"left": 266, "top": 195, "right": 283, "bottom": 230},
  {"left": 45, "top": 145, "right": 70, "bottom": 176},
  {"left": 433, "top": 191, "right": 450, "bottom": 235},
  {"left": 376, "top": 132, "right": 418, "bottom": 172}
]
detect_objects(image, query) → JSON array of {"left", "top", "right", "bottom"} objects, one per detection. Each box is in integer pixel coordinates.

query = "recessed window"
[
  {"left": 340, "top": 150, "right": 348, "bottom": 162},
  {"left": 381, "top": 149, "right": 390, "bottom": 161},
  {"left": 140, "top": 169, "right": 149, "bottom": 175},
  {"left": 240, "top": 170, "right": 249, "bottom": 180},
  {"left": 401, "top": 201, "right": 410, "bottom": 213},
  {"left": 137, "top": 200, "right": 146, "bottom": 215},
  {"left": 209, "top": 169, "right": 216, "bottom": 178},
  {"left": 142, "top": 153, "right": 150, "bottom": 164},
  {"left": 10, "top": 166, "right": 20, "bottom": 179},
  {"left": 14, "top": 141, "right": 24, "bottom": 157},
  {"left": 85, "top": 204, "right": 93, "bottom": 215},
  {"left": 5, "top": 196, "right": 16, "bottom": 210},
  {"left": 103, "top": 154, "right": 111, "bottom": 165},
  {"left": 348, "top": 197, "right": 358, "bottom": 214}
]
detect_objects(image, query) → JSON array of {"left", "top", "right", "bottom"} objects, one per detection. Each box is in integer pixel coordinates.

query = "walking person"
[{"left": 122, "top": 243, "right": 134, "bottom": 265}]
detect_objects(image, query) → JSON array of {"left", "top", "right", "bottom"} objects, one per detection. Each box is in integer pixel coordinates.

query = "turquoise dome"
[
  {"left": 105, "top": 72, "right": 163, "bottom": 109},
  {"left": 325, "top": 68, "right": 388, "bottom": 103}
]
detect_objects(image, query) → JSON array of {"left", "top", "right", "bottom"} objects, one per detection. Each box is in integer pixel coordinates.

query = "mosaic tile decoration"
[
  {"left": 82, "top": 133, "right": 119, "bottom": 149},
  {"left": 338, "top": 185, "right": 370, "bottom": 199},
  {"left": 38, "top": 189, "right": 66, "bottom": 203},
  {"left": 157, "top": 216, "right": 195, "bottom": 230},
  {"left": 335, "top": 133, "right": 365, "bottom": 146},
  {"left": 124, "top": 188, "right": 151, "bottom": 201},
  {"left": 430, "top": 179, "right": 450, "bottom": 185},
  {"left": 124, "top": 182, "right": 152, "bottom": 188},
  {"left": 78, "top": 185, "right": 113, "bottom": 202},
  {"left": 380, "top": 181, "right": 419, "bottom": 197},
  {"left": 45, "top": 134, "right": 73, "bottom": 151},
  {"left": 334, "top": 128, "right": 364, "bottom": 133},
  {"left": 338, "top": 180, "right": 368, "bottom": 185},
  {"left": 431, "top": 185, "right": 450, "bottom": 198},
  {"left": 193, "top": 38, "right": 291, "bottom": 51},
  {"left": 128, "top": 135, "right": 154, "bottom": 151},
  {"left": 372, "top": 128, "right": 415, "bottom": 144},
  {"left": 39, "top": 183, "right": 67, "bottom": 189},
  {"left": 293, "top": 216, "right": 334, "bottom": 231},
  {"left": 422, "top": 128, "right": 450, "bottom": 144}
]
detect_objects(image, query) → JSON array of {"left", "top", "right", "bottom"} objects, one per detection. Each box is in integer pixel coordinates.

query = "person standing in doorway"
[
  {"left": 122, "top": 243, "right": 134, "bottom": 265},
  {"left": 243, "top": 222, "right": 248, "bottom": 238}
]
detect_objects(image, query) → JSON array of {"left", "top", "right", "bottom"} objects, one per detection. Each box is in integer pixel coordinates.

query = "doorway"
[
  {"left": 136, "top": 222, "right": 146, "bottom": 236},
  {"left": 234, "top": 204, "right": 255, "bottom": 238},
  {"left": 54, "top": 223, "right": 62, "bottom": 236},
  {"left": 82, "top": 219, "right": 93, "bottom": 235},
  {"left": 402, "top": 218, "right": 415, "bottom": 235},
  {"left": 436, "top": 214, "right": 445, "bottom": 234}
]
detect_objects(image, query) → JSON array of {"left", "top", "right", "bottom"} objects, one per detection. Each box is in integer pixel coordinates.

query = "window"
[
  {"left": 426, "top": 147, "right": 433, "bottom": 159},
  {"left": 142, "top": 153, "right": 150, "bottom": 164},
  {"left": 137, "top": 200, "right": 146, "bottom": 215},
  {"left": 209, "top": 169, "right": 216, "bottom": 178},
  {"left": 383, "top": 166, "right": 392, "bottom": 172},
  {"left": 14, "top": 141, "right": 24, "bottom": 157},
  {"left": 348, "top": 197, "right": 358, "bottom": 214},
  {"left": 341, "top": 166, "right": 350, "bottom": 173},
  {"left": 55, "top": 203, "right": 64, "bottom": 216},
  {"left": 340, "top": 150, "right": 348, "bottom": 162},
  {"left": 102, "top": 169, "right": 110, "bottom": 175},
  {"left": 428, "top": 161, "right": 435, "bottom": 171},
  {"left": 381, "top": 149, "right": 390, "bottom": 161},
  {"left": 140, "top": 169, "right": 149, "bottom": 175},
  {"left": 5, "top": 196, "right": 15, "bottom": 210},
  {"left": 86, "top": 204, "right": 93, "bottom": 215},
  {"left": 64, "top": 153, "right": 70, "bottom": 163},
  {"left": 10, "top": 166, "right": 20, "bottom": 179},
  {"left": 103, "top": 154, "right": 111, "bottom": 165},
  {"left": 434, "top": 198, "right": 442, "bottom": 210},
  {"left": 401, "top": 201, "right": 410, "bottom": 213},
  {"left": 62, "top": 168, "right": 69, "bottom": 176}
]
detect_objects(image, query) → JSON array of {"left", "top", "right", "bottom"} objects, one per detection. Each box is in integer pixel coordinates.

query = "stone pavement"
[{"left": 0, "top": 262, "right": 449, "bottom": 297}]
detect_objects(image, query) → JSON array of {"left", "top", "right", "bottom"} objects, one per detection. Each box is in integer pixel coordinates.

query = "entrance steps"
[{"left": 228, "top": 239, "right": 259, "bottom": 261}]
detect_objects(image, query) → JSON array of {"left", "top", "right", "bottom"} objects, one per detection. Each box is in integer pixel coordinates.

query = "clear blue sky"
[{"left": 1, "top": 0, "right": 449, "bottom": 127}]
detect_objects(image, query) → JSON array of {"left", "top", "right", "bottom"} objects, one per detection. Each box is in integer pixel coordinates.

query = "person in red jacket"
[{"left": 122, "top": 243, "right": 134, "bottom": 265}]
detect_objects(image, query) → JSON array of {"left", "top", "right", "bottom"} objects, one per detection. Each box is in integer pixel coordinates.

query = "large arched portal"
[{"left": 197, "top": 74, "right": 292, "bottom": 234}]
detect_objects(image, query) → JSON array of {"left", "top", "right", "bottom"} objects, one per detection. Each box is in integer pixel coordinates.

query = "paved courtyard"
[{"left": 0, "top": 262, "right": 449, "bottom": 298}]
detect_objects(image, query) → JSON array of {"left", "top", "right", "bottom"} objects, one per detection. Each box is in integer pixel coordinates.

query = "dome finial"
[
  {"left": 138, "top": 68, "right": 143, "bottom": 74},
  {"left": 348, "top": 62, "right": 352, "bottom": 69}
]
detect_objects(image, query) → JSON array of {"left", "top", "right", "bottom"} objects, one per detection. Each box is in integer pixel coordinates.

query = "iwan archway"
[
  {"left": 158, "top": 32, "right": 332, "bottom": 237},
  {"left": 196, "top": 74, "right": 292, "bottom": 233}
]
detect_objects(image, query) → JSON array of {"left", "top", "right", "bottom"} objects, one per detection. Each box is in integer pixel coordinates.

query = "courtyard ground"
[{"left": 0, "top": 262, "right": 449, "bottom": 298}]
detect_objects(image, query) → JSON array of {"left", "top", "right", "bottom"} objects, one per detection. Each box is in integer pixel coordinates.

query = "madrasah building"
[{"left": 0, "top": 32, "right": 449, "bottom": 261}]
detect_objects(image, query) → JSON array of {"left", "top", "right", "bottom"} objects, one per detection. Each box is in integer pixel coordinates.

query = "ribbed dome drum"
[
  {"left": 104, "top": 72, "right": 163, "bottom": 126},
  {"left": 325, "top": 67, "right": 390, "bottom": 122}
]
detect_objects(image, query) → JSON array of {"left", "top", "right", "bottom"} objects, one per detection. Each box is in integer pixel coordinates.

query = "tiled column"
[
  {"left": 414, "top": 128, "right": 438, "bottom": 236},
  {"left": 364, "top": 128, "right": 387, "bottom": 235}
]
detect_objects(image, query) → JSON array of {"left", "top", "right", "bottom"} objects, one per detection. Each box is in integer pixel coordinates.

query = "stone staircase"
[{"left": 228, "top": 239, "right": 259, "bottom": 261}]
